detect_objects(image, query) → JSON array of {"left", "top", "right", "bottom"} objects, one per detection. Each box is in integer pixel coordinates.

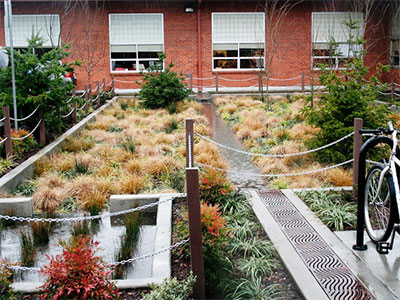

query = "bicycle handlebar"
[{"left": 360, "top": 122, "right": 395, "bottom": 135}]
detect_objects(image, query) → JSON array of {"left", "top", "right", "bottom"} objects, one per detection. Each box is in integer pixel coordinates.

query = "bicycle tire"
[{"left": 364, "top": 164, "right": 397, "bottom": 243}]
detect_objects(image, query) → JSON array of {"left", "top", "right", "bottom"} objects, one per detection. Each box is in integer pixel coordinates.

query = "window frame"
[
  {"left": 108, "top": 13, "right": 165, "bottom": 74},
  {"left": 311, "top": 12, "right": 364, "bottom": 70},
  {"left": 4, "top": 14, "right": 60, "bottom": 48},
  {"left": 211, "top": 12, "right": 265, "bottom": 72},
  {"left": 390, "top": 8, "right": 400, "bottom": 68}
]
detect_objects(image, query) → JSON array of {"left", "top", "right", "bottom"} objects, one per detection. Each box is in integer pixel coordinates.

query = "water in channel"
[{"left": 202, "top": 103, "right": 267, "bottom": 190}]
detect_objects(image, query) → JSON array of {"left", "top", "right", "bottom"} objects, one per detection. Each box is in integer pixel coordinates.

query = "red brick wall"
[{"left": 0, "top": 1, "right": 393, "bottom": 90}]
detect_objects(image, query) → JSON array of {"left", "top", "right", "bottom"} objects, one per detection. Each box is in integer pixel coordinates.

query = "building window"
[
  {"left": 312, "top": 12, "right": 363, "bottom": 69},
  {"left": 391, "top": 9, "right": 400, "bottom": 67},
  {"left": 109, "top": 14, "right": 164, "bottom": 73},
  {"left": 4, "top": 14, "right": 60, "bottom": 55},
  {"left": 212, "top": 13, "right": 265, "bottom": 71}
]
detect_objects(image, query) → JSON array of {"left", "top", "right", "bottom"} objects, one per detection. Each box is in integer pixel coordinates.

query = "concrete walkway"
[{"left": 248, "top": 189, "right": 399, "bottom": 300}]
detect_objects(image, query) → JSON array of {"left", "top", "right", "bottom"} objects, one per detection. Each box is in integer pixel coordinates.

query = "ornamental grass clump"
[
  {"left": 20, "top": 231, "right": 36, "bottom": 267},
  {"left": 40, "top": 236, "right": 121, "bottom": 300},
  {"left": 30, "top": 221, "right": 51, "bottom": 247}
]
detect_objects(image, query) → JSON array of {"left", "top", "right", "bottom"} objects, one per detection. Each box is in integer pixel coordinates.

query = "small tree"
[
  {"left": 304, "top": 19, "right": 389, "bottom": 164},
  {"left": 139, "top": 53, "right": 189, "bottom": 110},
  {"left": 0, "top": 35, "right": 78, "bottom": 134}
]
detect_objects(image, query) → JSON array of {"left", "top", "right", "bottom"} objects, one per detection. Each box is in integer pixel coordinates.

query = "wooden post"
[
  {"left": 102, "top": 78, "right": 106, "bottom": 96},
  {"left": 392, "top": 79, "right": 395, "bottom": 105},
  {"left": 186, "top": 167, "right": 205, "bottom": 300},
  {"left": 301, "top": 72, "right": 305, "bottom": 93},
  {"left": 72, "top": 88, "right": 77, "bottom": 123},
  {"left": 111, "top": 75, "right": 115, "bottom": 98},
  {"left": 88, "top": 83, "right": 92, "bottom": 107},
  {"left": 189, "top": 73, "right": 193, "bottom": 91},
  {"left": 96, "top": 81, "right": 100, "bottom": 107},
  {"left": 39, "top": 100, "right": 46, "bottom": 145},
  {"left": 258, "top": 74, "right": 262, "bottom": 92},
  {"left": 84, "top": 85, "right": 89, "bottom": 114},
  {"left": 215, "top": 72, "right": 219, "bottom": 94},
  {"left": 353, "top": 118, "right": 363, "bottom": 201},
  {"left": 2, "top": 107, "right": 12, "bottom": 158},
  {"left": 186, "top": 119, "right": 194, "bottom": 168}
]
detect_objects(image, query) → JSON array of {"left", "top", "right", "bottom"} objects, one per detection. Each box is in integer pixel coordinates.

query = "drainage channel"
[{"left": 201, "top": 103, "right": 265, "bottom": 189}]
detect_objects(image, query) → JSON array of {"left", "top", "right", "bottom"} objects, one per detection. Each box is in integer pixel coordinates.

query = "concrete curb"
[{"left": 0, "top": 97, "right": 118, "bottom": 192}]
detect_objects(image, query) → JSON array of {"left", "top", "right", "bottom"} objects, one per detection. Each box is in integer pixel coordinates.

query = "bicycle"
[{"left": 361, "top": 122, "right": 400, "bottom": 254}]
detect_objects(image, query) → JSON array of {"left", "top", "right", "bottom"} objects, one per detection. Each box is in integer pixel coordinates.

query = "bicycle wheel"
[{"left": 364, "top": 164, "right": 396, "bottom": 243}]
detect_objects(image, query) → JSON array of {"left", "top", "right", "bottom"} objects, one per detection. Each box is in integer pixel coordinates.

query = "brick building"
[{"left": 0, "top": 0, "right": 397, "bottom": 92}]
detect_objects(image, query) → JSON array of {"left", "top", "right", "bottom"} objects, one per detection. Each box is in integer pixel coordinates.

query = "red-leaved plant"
[
  {"left": 200, "top": 167, "right": 233, "bottom": 205},
  {"left": 39, "top": 236, "right": 121, "bottom": 300}
]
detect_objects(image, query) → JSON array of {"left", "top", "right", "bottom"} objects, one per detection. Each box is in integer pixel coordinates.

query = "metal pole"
[
  {"left": 84, "top": 85, "right": 89, "bottom": 114},
  {"left": 352, "top": 118, "right": 363, "bottom": 201},
  {"left": 301, "top": 72, "right": 305, "bottom": 93},
  {"left": 186, "top": 167, "right": 205, "bottom": 299},
  {"left": 72, "top": 88, "right": 77, "bottom": 123},
  {"left": 39, "top": 99, "right": 45, "bottom": 145},
  {"left": 2, "top": 107, "right": 12, "bottom": 158},
  {"left": 392, "top": 79, "right": 395, "bottom": 105},
  {"left": 111, "top": 75, "right": 115, "bottom": 98},
  {"left": 96, "top": 81, "right": 100, "bottom": 107},
  {"left": 5, "top": 0, "right": 17, "bottom": 129}
]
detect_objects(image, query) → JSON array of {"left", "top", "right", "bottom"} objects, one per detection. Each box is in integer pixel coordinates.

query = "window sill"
[{"left": 212, "top": 69, "right": 262, "bottom": 74}]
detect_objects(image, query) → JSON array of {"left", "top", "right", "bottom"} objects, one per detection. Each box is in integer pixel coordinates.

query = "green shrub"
[
  {"left": 142, "top": 272, "right": 196, "bottom": 300},
  {"left": 139, "top": 53, "right": 189, "bottom": 109},
  {"left": 0, "top": 260, "right": 17, "bottom": 300},
  {"left": 304, "top": 19, "right": 389, "bottom": 164}
]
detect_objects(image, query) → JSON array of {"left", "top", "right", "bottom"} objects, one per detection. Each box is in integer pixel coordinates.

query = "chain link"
[
  {"left": 0, "top": 238, "right": 189, "bottom": 272},
  {"left": 218, "top": 76, "right": 259, "bottom": 82},
  {"left": 107, "top": 238, "right": 189, "bottom": 267},
  {"left": 11, "top": 120, "right": 42, "bottom": 141},
  {"left": 61, "top": 107, "right": 76, "bottom": 118},
  {"left": 10, "top": 106, "right": 40, "bottom": 122},
  {"left": 195, "top": 132, "right": 354, "bottom": 158},
  {"left": 196, "top": 160, "right": 353, "bottom": 177},
  {"left": 0, "top": 195, "right": 184, "bottom": 223}
]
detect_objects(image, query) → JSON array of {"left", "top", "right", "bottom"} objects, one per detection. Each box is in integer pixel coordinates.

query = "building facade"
[{"left": 0, "top": 0, "right": 396, "bottom": 91}]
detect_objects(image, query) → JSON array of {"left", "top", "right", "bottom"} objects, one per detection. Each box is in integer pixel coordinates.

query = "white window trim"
[
  {"left": 108, "top": 13, "right": 165, "bottom": 74},
  {"left": 311, "top": 12, "right": 364, "bottom": 70},
  {"left": 4, "top": 14, "right": 60, "bottom": 48},
  {"left": 211, "top": 12, "right": 265, "bottom": 72}
]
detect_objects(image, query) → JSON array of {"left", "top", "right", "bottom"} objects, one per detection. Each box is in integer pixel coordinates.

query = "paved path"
[{"left": 249, "top": 189, "right": 399, "bottom": 300}]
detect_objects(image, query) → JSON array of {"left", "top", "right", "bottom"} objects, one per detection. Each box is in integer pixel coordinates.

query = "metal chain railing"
[
  {"left": 196, "top": 160, "right": 353, "bottom": 177},
  {"left": 76, "top": 101, "right": 88, "bottom": 112},
  {"left": 65, "top": 95, "right": 75, "bottom": 104},
  {"left": 11, "top": 119, "right": 42, "bottom": 141},
  {"left": 61, "top": 107, "right": 76, "bottom": 118},
  {"left": 0, "top": 195, "right": 184, "bottom": 223},
  {"left": 9, "top": 105, "right": 40, "bottom": 122},
  {"left": 0, "top": 238, "right": 190, "bottom": 272},
  {"left": 0, "top": 137, "right": 9, "bottom": 145},
  {"left": 266, "top": 75, "right": 302, "bottom": 81},
  {"left": 195, "top": 132, "right": 354, "bottom": 158},
  {"left": 218, "top": 76, "right": 259, "bottom": 82},
  {"left": 0, "top": 116, "right": 6, "bottom": 123},
  {"left": 107, "top": 238, "right": 189, "bottom": 267}
]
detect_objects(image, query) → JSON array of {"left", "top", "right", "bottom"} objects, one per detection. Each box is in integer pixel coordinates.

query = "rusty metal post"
[
  {"left": 88, "top": 83, "right": 92, "bottom": 107},
  {"left": 111, "top": 75, "right": 115, "bottom": 98},
  {"left": 353, "top": 118, "right": 363, "bottom": 201},
  {"left": 189, "top": 73, "right": 193, "bottom": 91},
  {"left": 39, "top": 100, "right": 46, "bottom": 145},
  {"left": 301, "top": 72, "right": 305, "bottom": 93},
  {"left": 215, "top": 72, "right": 218, "bottom": 94},
  {"left": 186, "top": 119, "right": 194, "bottom": 168},
  {"left": 84, "top": 85, "right": 89, "bottom": 114},
  {"left": 258, "top": 74, "right": 262, "bottom": 92},
  {"left": 96, "top": 81, "right": 100, "bottom": 107},
  {"left": 102, "top": 78, "right": 106, "bottom": 96},
  {"left": 72, "top": 88, "right": 77, "bottom": 123},
  {"left": 186, "top": 167, "right": 205, "bottom": 299},
  {"left": 2, "top": 107, "right": 12, "bottom": 158}
]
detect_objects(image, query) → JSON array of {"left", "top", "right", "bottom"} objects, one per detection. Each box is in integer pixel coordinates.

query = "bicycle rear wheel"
[{"left": 364, "top": 164, "right": 397, "bottom": 243}]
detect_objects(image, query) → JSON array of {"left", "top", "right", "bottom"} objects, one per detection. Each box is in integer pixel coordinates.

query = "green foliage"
[
  {"left": 227, "top": 278, "right": 281, "bottom": 300},
  {"left": 0, "top": 35, "right": 78, "bottom": 135},
  {"left": 304, "top": 19, "right": 389, "bottom": 164},
  {"left": 142, "top": 272, "right": 196, "bottom": 300},
  {"left": 13, "top": 179, "right": 36, "bottom": 196},
  {"left": 0, "top": 157, "right": 14, "bottom": 175},
  {"left": 139, "top": 53, "right": 189, "bottom": 109},
  {"left": 72, "top": 220, "right": 90, "bottom": 237},
  {"left": 118, "top": 137, "right": 136, "bottom": 153},
  {"left": 298, "top": 190, "right": 357, "bottom": 231}
]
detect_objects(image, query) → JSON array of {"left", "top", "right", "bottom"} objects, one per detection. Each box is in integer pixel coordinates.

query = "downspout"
[{"left": 197, "top": 0, "right": 202, "bottom": 93}]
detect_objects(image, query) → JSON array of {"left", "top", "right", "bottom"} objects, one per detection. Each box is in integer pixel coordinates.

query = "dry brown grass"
[
  {"left": 78, "top": 189, "right": 107, "bottom": 212},
  {"left": 118, "top": 174, "right": 148, "bottom": 194},
  {"left": 256, "top": 157, "right": 290, "bottom": 174},
  {"left": 34, "top": 156, "right": 51, "bottom": 176},
  {"left": 125, "top": 159, "right": 142, "bottom": 174},
  {"left": 236, "top": 97, "right": 262, "bottom": 108},
  {"left": 290, "top": 123, "right": 319, "bottom": 140},
  {"left": 325, "top": 168, "right": 353, "bottom": 187},
  {"left": 50, "top": 154, "right": 75, "bottom": 173},
  {"left": 142, "top": 156, "right": 175, "bottom": 177},
  {"left": 34, "top": 188, "right": 67, "bottom": 214},
  {"left": 219, "top": 104, "right": 238, "bottom": 114},
  {"left": 61, "top": 135, "right": 94, "bottom": 153},
  {"left": 213, "top": 96, "right": 235, "bottom": 106}
]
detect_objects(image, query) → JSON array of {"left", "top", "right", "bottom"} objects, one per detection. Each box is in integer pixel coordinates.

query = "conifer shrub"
[{"left": 139, "top": 53, "right": 189, "bottom": 109}]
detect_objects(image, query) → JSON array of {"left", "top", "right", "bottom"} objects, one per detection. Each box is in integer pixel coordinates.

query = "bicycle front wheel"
[{"left": 364, "top": 164, "right": 396, "bottom": 243}]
